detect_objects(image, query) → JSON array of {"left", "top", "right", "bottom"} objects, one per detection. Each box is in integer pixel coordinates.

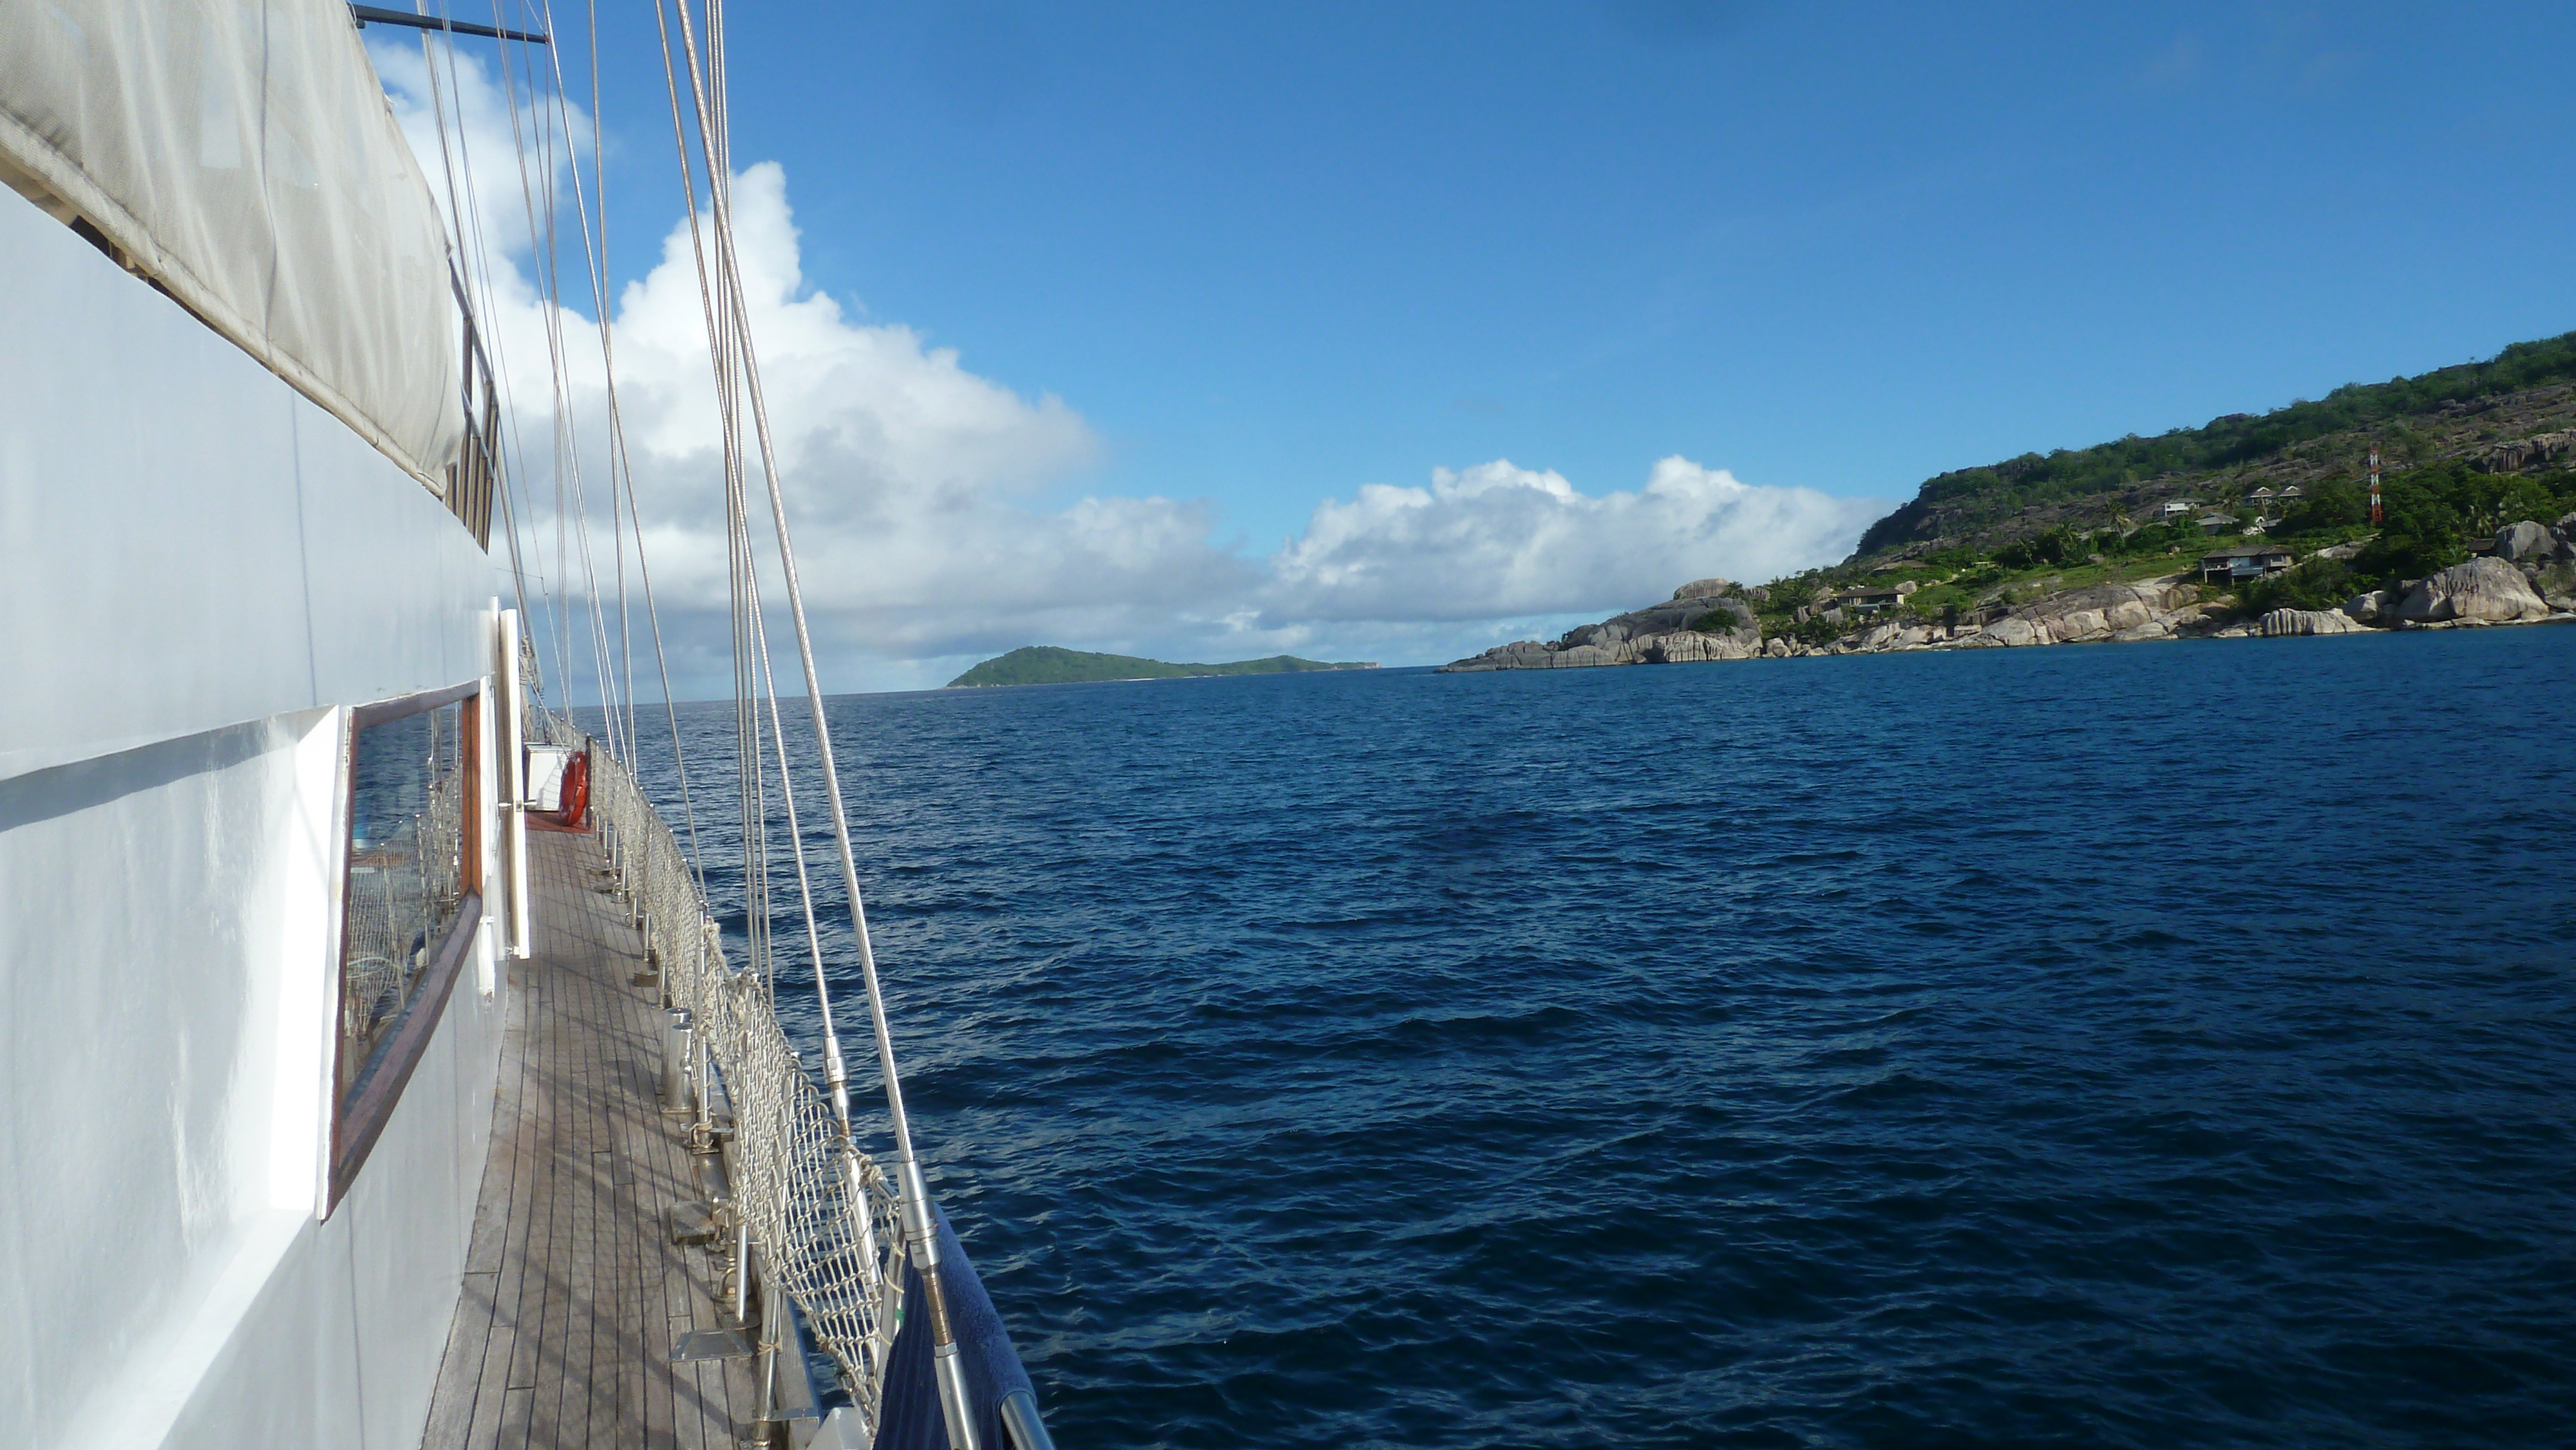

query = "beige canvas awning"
[{"left": 0, "top": 0, "right": 464, "bottom": 492}]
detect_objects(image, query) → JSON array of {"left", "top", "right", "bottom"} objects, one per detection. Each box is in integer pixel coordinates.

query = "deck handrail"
[{"left": 535, "top": 708, "right": 907, "bottom": 1435}]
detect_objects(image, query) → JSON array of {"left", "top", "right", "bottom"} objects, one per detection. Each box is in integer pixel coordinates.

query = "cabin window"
[{"left": 330, "top": 682, "right": 484, "bottom": 1206}]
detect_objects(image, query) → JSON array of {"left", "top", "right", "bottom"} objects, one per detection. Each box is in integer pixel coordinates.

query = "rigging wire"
[
  {"left": 402, "top": 2, "right": 989, "bottom": 1435},
  {"left": 645, "top": 0, "right": 775, "bottom": 986},
  {"left": 412, "top": 19, "right": 533, "bottom": 643},
  {"left": 582, "top": 0, "right": 637, "bottom": 762},
  {"left": 526, "top": 0, "right": 706, "bottom": 876},
  {"left": 428, "top": 0, "right": 566, "bottom": 713},
  {"left": 486, "top": 0, "right": 624, "bottom": 761},
  {"left": 411, "top": 1, "right": 697, "bottom": 896},
  {"left": 656, "top": 0, "right": 983, "bottom": 1438},
  {"left": 415, "top": 0, "right": 687, "bottom": 813},
  {"left": 418, "top": 10, "right": 561, "bottom": 715}
]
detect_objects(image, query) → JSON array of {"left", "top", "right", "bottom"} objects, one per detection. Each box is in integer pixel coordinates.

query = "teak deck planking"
[{"left": 421, "top": 829, "right": 761, "bottom": 1450}]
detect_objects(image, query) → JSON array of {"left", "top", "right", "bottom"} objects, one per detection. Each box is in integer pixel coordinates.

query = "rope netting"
[
  {"left": 536, "top": 707, "right": 909, "bottom": 1429},
  {"left": 433, "top": 0, "right": 1001, "bottom": 1427}
]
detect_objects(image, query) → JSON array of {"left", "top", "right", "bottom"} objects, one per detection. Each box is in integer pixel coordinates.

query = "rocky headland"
[
  {"left": 1441, "top": 518, "right": 2576, "bottom": 673},
  {"left": 1443, "top": 332, "right": 2576, "bottom": 674},
  {"left": 1444, "top": 578, "right": 1769, "bottom": 670}
]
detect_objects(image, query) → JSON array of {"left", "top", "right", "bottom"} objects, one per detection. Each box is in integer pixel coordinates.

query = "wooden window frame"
[{"left": 328, "top": 679, "right": 484, "bottom": 1211}]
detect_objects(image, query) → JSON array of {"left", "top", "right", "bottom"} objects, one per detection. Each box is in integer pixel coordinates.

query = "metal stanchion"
[
  {"left": 755, "top": 1243, "right": 784, "bottom": 1440},
  {"left": 733, "top": 1218, "right": 752, "bottom": 1324},
  {"left": 660, "top": 1009, "right": 692, "bottom": 1115},
  {"left": 999, "top": 1390, "right": 1058, "bottom": 1450}
]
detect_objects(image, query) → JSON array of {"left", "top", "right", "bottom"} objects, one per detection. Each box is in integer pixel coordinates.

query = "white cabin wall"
[
  {"left": 0, "top": 196, "right": 505, "bottom": 779},
  {"left": 146, "top": 943, "right": 504, "bottom": 1450},
  {"left": 0, "top": 195, "right": 515, "bottom": 1447},
  {"left": 0, "top": 712, "right": 322, "bottom": 1440}
]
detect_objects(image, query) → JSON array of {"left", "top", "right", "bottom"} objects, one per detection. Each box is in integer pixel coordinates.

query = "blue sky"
[{"left": 422, "top": 1, "right": 2576, "bottom": 689}]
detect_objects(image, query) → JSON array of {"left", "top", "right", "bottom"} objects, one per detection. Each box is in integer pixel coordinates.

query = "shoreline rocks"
[
  {"left": 2259, "top": 607, "right": 2369, "bottom": 637},
  {"left": 1438, "top": 520, "right": 2576, "bottom": 674},
  {"left": 2395, "top": 555, "right": 2551, "bottom": 623},
  {"left": 1950, "top": 577, "right": 2204, "bottom": 648},
  {"left": 2497, "top": 520, "right": 2556, "bottom": 562},
  {"left": 1442, "top": 583, "right": 1765, "bottom": 672}
]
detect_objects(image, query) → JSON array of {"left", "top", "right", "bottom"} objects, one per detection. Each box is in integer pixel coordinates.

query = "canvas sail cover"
[{"left": 0, "top": 0, "right": 464, "bottom": 491}]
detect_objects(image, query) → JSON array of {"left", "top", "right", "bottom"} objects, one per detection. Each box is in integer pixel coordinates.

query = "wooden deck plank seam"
[{"left": 419, "top": 830, "right": 752, "bottom": 1450}]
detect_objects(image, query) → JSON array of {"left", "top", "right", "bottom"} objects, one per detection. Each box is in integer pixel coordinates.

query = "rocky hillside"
[
  {"left": 1442, "top": 332, "right": 2576, "bottom": 676},
  {"left": 1852, "top": 331, "right": 2576, "bottom": 565},
  {"left": 1440, "top": 517, "right": 2576, "bottom": 673},
  {"left": 1442, "top": 578, "right": 1765, "bottom": 670}
]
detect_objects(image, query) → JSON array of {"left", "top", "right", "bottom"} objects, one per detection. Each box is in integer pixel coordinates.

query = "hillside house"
[
  {"left": 2161, "top": 500, "right": 2199, "bottom": 518},
  {"left": 2198, "top": 541, "right": 2294, "bottom": 584},
  {"left": 1833, "top": 587, "right": 1906, "bottom": 615},
  {"left": 2196, "top": 513, "right": 2239, "bottom": 532}
]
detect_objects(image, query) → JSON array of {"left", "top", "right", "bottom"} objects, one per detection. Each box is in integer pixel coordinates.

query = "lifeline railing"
[{"left": 533, "top": 707, "right": 909, "bottom": 1438}]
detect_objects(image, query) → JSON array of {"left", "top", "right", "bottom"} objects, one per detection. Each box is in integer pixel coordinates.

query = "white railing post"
[{"left": 499, "top": 608, "right": 531, "bottom": 959}]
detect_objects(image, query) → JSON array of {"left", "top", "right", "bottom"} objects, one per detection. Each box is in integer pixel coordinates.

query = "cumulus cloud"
[
  {"left": 374, "top": 41, "right": 589, "bottom": 279},
  {"left": 374, "top": 46, "right": 1883, "bottom": 693},
  {"left": 1267, "top": 457, "right": 1883, "bottom": 623}
]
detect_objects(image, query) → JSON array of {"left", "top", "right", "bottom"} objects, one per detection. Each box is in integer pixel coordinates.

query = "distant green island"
[{"left": 947, "top": 646, "right": 1380, "bottom": 688}]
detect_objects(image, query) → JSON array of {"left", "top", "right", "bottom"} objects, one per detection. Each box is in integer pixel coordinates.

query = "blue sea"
[{"left": 625, "top": 626, "right": 2576, "bottom": 1448}]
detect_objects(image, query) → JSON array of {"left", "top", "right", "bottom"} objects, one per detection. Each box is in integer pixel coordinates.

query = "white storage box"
[{"left": 525, "top": 745, "right": 578, "bottom": 812}]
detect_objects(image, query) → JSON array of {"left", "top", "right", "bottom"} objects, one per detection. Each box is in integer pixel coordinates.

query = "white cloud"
[
  {"left": 374, "top": 41, "right": 588, "bottom": 267},
  {"left": 1265, "top": 457, "right": 1883, "bottom": 624},
  {"left": 374, "top": 48, "right": 1884, "bottom": 694}
]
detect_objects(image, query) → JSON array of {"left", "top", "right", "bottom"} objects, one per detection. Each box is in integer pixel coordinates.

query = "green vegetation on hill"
[
  {"left": 1472, "top": 329, "right": 2576, "bottom": 668},
  {"left": 1747, "top": 453, "right": 2576, "bottom": 643},
  {"left": 1854, "top": 330, "right": 2576, "bottom": 558},
  {"left": 947, "top": 646, "right": 1378, "bottom": 688},
  {"left": 1694, "top": 325, "right": 2576, "bottom": 641}
]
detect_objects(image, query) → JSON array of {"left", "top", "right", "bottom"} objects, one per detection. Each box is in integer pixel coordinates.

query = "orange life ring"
[{"left": 529, "top": 748, "right": 591, "bottom": 831}]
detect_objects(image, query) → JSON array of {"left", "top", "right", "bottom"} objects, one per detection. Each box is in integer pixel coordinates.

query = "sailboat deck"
[{"left": 420, "top": 829, "right": 767, "bottom": 1450}]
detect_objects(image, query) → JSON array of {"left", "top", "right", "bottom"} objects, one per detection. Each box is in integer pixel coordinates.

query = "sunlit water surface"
[{"left": 611, "top": 626, "right": 2576, "bottom": 1447}]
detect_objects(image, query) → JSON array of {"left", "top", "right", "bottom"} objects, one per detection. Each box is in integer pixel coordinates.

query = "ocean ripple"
[{"left": 626, "top": 626, "right": 2576, "bottom": 1447}]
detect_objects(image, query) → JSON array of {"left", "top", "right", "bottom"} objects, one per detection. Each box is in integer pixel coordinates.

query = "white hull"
[{"left": 1, "top": 195, "right": 511, "bottom": 1447}]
